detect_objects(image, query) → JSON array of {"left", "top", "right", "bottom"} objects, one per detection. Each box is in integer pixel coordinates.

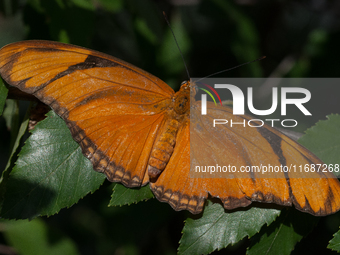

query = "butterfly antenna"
[
  {"left": 163, "top": 12, "right": 191, "bottom": 80},
  {"left": 196, "top": 56, "right": 266, "bottom": 83}
]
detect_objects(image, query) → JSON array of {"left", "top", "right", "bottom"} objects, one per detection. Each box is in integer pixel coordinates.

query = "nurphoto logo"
[{"left": 198, "top": 81, "right": 312, "bottom": 128}]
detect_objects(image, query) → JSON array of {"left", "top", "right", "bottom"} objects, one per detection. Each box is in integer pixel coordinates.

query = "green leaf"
[
  {"left": 328, "top": 227, "right": 340, "bottom": 252},
  {"left": 178, "top": 202, "right": 280, "bottom": 255},
  {"left": 97, "top": 0, "right": 123, "bottom": 12},
  {"left": 109, "top": 183, "right": 154, "bottom": 207},
  {"left": 70, "top": 0, "right": 94, "bottom": 11},
  {"left": 3, "top": 99, "right": 19, "bottom": 131},
  {"left": 0, "top": 105, "right": 30, "bottom": 210},
  {"left": 3, "top": 99, "right": 20, "bottom": 153},
  {"left": 0, "top": 110, "right": 106, "bottom": 219},
  {"left": 247, "top": 209, "right": 318, "bottom": 255},
  {"left": 298, "top": 114, "right": 340, "bottom": 168},
  {"left": 127, "top": 0, "right": 162, "bottom": 44},
  {"left": 0, "top": 78, "right": 8, "bottom": 116},
  {"left": 135, "top": 17, "right": 159, "bottom": 45},
  {"left": 2, "top": 105, "right": 29, "bottom": 172},
  {"left": 3, "top": 218, "right": 80, "bottom": 255},
  {"left": 32, "top": 0, "right": 95, "bottom": 46}
]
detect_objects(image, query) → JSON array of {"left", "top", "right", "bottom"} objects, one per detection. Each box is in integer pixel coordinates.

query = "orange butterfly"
[{"left": 0, "top": 40, "right": 340, "bottom": 216}]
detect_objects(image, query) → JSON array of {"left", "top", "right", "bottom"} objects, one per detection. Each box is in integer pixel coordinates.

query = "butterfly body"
[
  {"left": 1, "top": 40, "right": 340, "bottom": 216},
  {"left": 148, "top": 82, "right": 190, "bottom": 178},
  {"left": 148, "top": 117, "right": 179, "bottom": 178}
]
